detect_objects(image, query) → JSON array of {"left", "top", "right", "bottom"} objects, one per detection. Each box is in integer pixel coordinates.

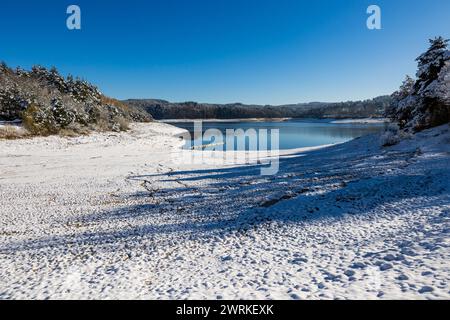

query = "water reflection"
[{"left": 167, "top": 119, "right": 386, "bottom": 150}]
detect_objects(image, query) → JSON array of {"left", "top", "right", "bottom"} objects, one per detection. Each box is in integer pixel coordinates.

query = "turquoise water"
[{"left": 167, "top": 119, "right": 386, "bottom": 150}]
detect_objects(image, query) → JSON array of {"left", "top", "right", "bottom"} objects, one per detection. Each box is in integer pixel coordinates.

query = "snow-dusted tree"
[
  {"left": 387, "top": 75, "right": 416, "bottom": 127},
  {"left": 416, "top": 37, "right": 448, "bottom": 89},
  {"left": 389, "top": 37, "right": 449, "bottom": 131},
  {"left": 0, "top": 61, "right": 8, "bottom": 72}
]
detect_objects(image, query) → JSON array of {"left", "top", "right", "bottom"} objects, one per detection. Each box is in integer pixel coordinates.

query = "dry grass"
[
  {"left": 0, "top": 125, "right": 29, "bottom": 140},
  {"left": 58, "top": 128, "right": 86, "bottom": 137},
  {"left": 100, "top": 95, "right": 131, "bottom": 112},
  {"left": 117, "top": 117, "right": 130, "bottom": 131}
]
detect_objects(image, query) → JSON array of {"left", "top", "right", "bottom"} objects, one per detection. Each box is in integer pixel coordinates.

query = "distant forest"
[{"left": 125, "top": 96, "right": 392, "bottom": 120}]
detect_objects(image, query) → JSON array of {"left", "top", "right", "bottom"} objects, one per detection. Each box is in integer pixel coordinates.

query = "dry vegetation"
[{"left": 0, "top": 125, "right": 29, "bottom": 140}]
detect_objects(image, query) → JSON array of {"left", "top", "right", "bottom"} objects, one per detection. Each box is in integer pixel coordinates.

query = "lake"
[{"left": 166, "top": 119, "right": 387, "bottom": 151}]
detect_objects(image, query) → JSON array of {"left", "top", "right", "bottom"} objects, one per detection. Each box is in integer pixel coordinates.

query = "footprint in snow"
[
  {"left": 290, "top": 293, "right": 301, "bottom": 300},
  {"left": 379, "top": 263, "right": 393, "bottom": 271},
  {"left": 290, "top": 257, "right": 308, "bottom": 265},
  {"left": 221, "top": 255, "right": 233, "bottom": 262},
  {"left": 418, "top": 286, "right": 434, "bottom": 294},
  {"left": 397, "top": 274, "right": 409, "bottom": 281},
  {"left": 344, "top": 270, "right": 355, "bottom": 277},
  {"left": 350, "top": 262, "right": 366, "bottom": 269}
]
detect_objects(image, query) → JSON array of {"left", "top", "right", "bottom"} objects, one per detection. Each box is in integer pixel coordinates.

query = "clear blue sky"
[{"left": 1, "top": 0, "right": 449, "bottom": 104}]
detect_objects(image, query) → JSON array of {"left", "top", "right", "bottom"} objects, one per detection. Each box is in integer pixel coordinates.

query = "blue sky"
[{"left": 0, "top": 0, "right": 449, "bottom": 104}]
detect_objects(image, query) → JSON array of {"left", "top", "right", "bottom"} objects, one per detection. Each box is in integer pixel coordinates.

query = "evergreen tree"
[
  {"left": 386, "top": 75, "right": 415, "bottom": 126},
  {"left": 416, "top": 37, "right": 449, "bottom": 89},
  {"left": 0, "top": 61, "right": 7, "bottom": 72},
  {"left": 390, "top": 37, "right": 449, "bottom": 131}
]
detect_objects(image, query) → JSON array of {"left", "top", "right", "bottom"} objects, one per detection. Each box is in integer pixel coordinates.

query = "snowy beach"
[{"left": 0, "top": 122, "right": 449, "bottom": 299}]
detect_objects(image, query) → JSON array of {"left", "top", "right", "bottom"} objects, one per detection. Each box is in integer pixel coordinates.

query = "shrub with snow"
[
  {"left": 380, "top": 124, "right": 401, "bottom": 146},
  {"left": 380, "top": 123, "right": 412, "bottom": 147}
]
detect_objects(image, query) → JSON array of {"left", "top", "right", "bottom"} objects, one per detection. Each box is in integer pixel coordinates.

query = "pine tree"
[
  {"left": 0, "top": 61, "right": 7, "bottom": 72},
  {"left": 390, "top": 37, "right": 449, "bottom": 131},
  {"left": 394, "top": 75, "right": 415, "bottom": 100},
  {"left": 415, "top": 37, "right": 449, "bottom": 92},
  {"left": 387, "top": 75, "right": 415, "bottom": 125}
]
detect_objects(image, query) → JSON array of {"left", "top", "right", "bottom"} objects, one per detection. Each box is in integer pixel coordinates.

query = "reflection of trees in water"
[{"left": 281, "top": 125, "right": 384, "bottom": 140}]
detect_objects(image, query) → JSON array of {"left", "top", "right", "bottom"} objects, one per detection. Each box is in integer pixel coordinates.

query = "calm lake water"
[{"left": 166, "top": 119, "right": 387, "bottom": 150}]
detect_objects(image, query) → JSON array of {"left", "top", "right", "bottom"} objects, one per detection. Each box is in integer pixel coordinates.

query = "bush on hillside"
[{"left": 0, "top": 63, "right": 153, "bottom": 136}]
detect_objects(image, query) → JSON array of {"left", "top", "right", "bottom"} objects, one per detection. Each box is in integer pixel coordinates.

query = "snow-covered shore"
[
  {"left": 0, "top": 122, "right": 449, "bottom": 300},
  {"left": 330, "top": 118, "right": 388, "bottom": 124}
]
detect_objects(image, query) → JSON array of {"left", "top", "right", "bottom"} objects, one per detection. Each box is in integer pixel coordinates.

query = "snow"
[
  {"left": 330, "top": 118, "right": 388, "bottom": 124},
  {"left": 0, "top": 120, "right": 22, "bottom": 128},
  {"left": 0, "top": 122, "right": 449, "bottom": 299}
]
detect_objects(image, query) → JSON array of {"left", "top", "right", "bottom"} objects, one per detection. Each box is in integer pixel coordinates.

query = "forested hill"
[{"left": 124, "top": 95, "right": 392, "bottom": 120}]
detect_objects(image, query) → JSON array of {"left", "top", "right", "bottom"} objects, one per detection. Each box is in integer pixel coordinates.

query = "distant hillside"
[
  {"left": 0, "top": 63, "right": 152, "bottom": 137},
  {"left": 125, "top": 96, "right": 392, "bottom": 120}
]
